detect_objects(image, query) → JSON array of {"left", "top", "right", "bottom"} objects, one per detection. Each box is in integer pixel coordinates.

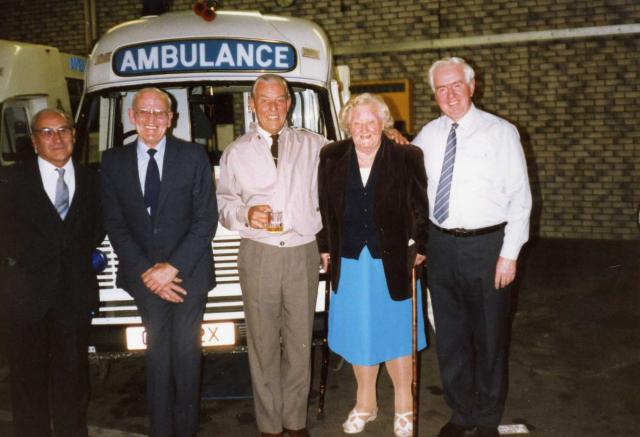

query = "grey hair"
[
  {"left": 251, "top": 74, "right": 291, "bottom": 99},
  {"left": 428, "top": 57, "right": 475, "bottom": 92},
  {"left": 338, "top": 93, "right": 394, "bottom": 136},
  {"left": 30, "top": 108, "right": 74, "bottom": 131},
  {"left": 132, "top": 87, "right": 172, "bottom": 111}
]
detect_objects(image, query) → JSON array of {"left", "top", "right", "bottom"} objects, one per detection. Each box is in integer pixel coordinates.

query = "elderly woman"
[{"left": 317, "top": 93, "right": 428, "bottom": 436}]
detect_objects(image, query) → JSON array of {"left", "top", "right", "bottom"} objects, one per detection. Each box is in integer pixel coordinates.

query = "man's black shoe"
[
  {"left": 475, "top": 426, "right": 499, "bottom": 437},
  {"left": 438, "top": 422, "right": 474, "bottom": 437}
]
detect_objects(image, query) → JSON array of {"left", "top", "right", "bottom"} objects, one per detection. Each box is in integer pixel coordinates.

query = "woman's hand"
[
  {"left": 320, "top": 253, "right": 331, "bottom": 272},
  {"left": 414, "top": 253, "right": 426, "bottom": 267}
]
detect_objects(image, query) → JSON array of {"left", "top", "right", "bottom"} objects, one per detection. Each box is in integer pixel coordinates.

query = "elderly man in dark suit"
[
  {"left": 0, "top": 108, "right": 104, "bottom": 437},
  {"left": 101, "top": 87, "right": 218, "bottom": 437}
]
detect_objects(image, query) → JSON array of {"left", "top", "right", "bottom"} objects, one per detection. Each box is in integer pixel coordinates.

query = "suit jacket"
[
  {"left": 0, "top": 157, "right": 104, "bottom": 321},
  {"left": 100, "top": 135, "right": 218, "bottom": 297},
  {"left": 317, "top": 135, "right": 428, "bottom": 300}
]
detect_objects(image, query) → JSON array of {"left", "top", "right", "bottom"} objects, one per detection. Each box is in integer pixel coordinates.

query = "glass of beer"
[{"left": 267, "top": 211, "right": 283, "bottom": 233}]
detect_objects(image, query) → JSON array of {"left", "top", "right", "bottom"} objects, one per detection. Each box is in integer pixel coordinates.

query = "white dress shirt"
[
  {"left": 413, "top": 104, "right": 532, "bottom": 260},
  {"left": 217, "top": 124, "right": 328, "bottom": 247},
  {"left": 256, "top": 124, "right": 279, "bottom": 149},
  {"left": 359, "top": 167, "right": 371, "bottom": 185},
  {"left": 38, "top": 157, "right": 76, "bottom": 207}
]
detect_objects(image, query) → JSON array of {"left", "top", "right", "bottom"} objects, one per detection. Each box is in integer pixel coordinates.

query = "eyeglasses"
[
  {"left": 135, "top": 108, "right": 170, "bottom": 120},
  {"left": 33, "top": 127, "right": 74, "bottom": 139}
]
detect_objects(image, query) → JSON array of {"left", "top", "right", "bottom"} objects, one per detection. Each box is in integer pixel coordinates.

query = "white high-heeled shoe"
[
  {"left": 342, "top": 407, "right": 378, "bottom": 434},
  {"left": 393, "top": 411, "right": 413, "bottom": 437}
]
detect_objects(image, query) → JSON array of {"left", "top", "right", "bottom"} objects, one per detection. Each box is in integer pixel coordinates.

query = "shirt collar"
[
  {"left": 255, "top": 124, "right": 286, "bottom": 145},
  {"left": 444, "top": 103, "right": 478, "bottom": 131},
  {"left": 136, "top": 136, "right": 167, "bottom": 158},
  {"left": 37, "top": 156, "right": 74, "bottom": 174}
]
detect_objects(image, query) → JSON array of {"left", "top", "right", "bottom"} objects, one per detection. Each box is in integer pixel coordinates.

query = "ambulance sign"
[{"left": 113, "top": 39, "right": 296, "bottom": 76}]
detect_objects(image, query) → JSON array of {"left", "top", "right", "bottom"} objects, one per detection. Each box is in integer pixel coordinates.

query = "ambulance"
[
  {"left": 0, "top": 40, "right": 86, "bottom": 166},
  {"left": 74, "top": 9, "right": 348, "bottom": 352}
]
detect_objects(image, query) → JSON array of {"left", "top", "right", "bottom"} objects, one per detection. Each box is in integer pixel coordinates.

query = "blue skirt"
[{"left": 328, "top": 247, "right": 427, "bottom": 366}]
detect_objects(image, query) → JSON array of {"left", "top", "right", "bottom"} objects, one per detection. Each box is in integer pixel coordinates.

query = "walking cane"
[
  {"left": 411, "top": 266, "right": 420, "bottom": 435},
  {"left": 317, "top": 266, "right": 331, "bottom": 417}
]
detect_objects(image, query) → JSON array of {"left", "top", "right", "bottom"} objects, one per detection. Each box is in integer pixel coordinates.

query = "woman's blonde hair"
[{"left": 338, "top": 93, "right": 394, "bottom": 136}]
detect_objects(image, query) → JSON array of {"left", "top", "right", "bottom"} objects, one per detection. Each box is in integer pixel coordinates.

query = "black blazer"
[
  {"left": 100, "top": 135, "right": 218, "bottom": 297},
  {"left": 0, "top": 158, "right": 104, "bottom": 320},
  {"left": 317, "top": 135, "right": 428, "bottom": 300}
]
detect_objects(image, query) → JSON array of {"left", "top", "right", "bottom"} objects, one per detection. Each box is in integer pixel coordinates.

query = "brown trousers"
[{"left": 238, "top": 239, "right": 320, "bottom": 433}]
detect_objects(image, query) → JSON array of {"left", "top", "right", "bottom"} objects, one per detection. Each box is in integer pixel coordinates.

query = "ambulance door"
[{"left": 75, "top": 93, "right": 120, "bottom": 166}]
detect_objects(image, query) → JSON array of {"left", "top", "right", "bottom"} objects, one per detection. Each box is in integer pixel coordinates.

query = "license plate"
[{"left": 126, "top": 322, "right": 236, "bottom": 350}]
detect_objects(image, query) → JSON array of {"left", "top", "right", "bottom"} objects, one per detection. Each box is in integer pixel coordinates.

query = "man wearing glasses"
[
  {"left": 101, "top": 88, "right": 218, "bottom": 437},
  {"left": 0, "top": 109, "right": 104, "bottom": 436}
]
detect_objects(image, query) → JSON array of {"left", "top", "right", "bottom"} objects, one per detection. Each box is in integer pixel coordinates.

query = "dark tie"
[
  {"left": 270, "top": 134, "right": 279, "bottom": 165},
  {"left": 144, "top": 149, "right": 160, "bottom": 216},
  {"left": 433, "top": 123, "right": 458, "bottom": 224},
  {"left": 54, "top": 168, "right": 70, "bottom": 219}
]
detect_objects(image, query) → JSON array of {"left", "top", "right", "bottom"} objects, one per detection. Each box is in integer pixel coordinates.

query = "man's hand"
[
  {"left": 142, "top": 262, "right": 180, "bottom": 293},
  {"left": 384, "top": 128, "right": 409, "bottom": 145},
  {"left": 155, "top": 280, "right": 187, "bottom": 303},
  {"left": 320, "top": 253, "right": 331, "bottom": 272},
  {"left": 414, "top": 253, "right": 426, "bottom": 267},
  {"left": 248, "top": 205, "right": 272, "bottom": 229},
  {"left": 495, "top": 256, "right": 516, "bottom": 289}
]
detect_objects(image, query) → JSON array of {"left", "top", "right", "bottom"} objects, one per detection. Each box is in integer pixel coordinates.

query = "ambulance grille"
[{"left": 93, "top": 234, "right": 244, "bottom": 326}]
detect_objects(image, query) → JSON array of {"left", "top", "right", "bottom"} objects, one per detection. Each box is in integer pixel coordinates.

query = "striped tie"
[
  {"left": 54, "top": 168, "right": 70, "bottom": 219},
  {"left": 433, "top": 123, "right": 458, "bottom": 224}
]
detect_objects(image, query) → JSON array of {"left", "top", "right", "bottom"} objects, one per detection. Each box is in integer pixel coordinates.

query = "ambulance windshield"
[{"left": 74, "top": 82, "right": 335, "bottom": 167}]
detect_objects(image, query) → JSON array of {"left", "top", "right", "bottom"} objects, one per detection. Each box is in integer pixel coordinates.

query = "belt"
[{"left": 431, "top": 222, "right": 506, "bottom": 237}]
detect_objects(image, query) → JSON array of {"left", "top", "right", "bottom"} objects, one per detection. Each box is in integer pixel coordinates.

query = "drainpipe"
[{"left": 83, "top": 0, "right": 97, "bottom": 54}]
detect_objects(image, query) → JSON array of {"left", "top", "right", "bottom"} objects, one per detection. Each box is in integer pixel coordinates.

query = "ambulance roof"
[
  {"left": 87, "top": 10, "right": 333, "bottom": 92},
  {"left": 0, "top": 40, "right": 85, "bottom": 102}
]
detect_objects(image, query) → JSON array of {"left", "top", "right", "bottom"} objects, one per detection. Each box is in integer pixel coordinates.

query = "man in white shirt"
[{"left": 413, "top": 57, "right": 532, "bottom": 437}]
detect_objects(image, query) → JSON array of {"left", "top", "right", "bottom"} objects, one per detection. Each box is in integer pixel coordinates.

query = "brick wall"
[
  {"left": 0, "top": 0, "right": 638, "bottom": 239},
  {"left": 0, "top": 0, "right": 87, "bottom": 53}
]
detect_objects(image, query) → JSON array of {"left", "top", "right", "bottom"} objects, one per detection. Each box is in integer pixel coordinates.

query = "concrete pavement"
[{"left": 0, "top": 238, "right": 638, "bottom": 436}]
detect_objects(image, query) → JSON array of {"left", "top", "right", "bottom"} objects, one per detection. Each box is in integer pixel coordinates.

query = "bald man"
[{"left": 0, "top": 109, "right": 104, "bottom": 437}]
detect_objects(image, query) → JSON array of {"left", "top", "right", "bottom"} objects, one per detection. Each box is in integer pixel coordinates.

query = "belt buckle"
[{"left": 452, "top": 228, "right": 470, "bottom": 237}]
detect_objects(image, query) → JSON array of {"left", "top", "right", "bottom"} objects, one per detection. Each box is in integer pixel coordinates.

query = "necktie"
[
  {"left": 144, "top": 149, "right": 160, "bottom": 216},
  {"left": 54, "top": 168, "right": 70, "bottom": 219},
  {"left": 433, "top": 123, "right": 458, "bottom": 224},
  {"left": 270, "top": 134, "right": 279, "bottom": 165}
]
